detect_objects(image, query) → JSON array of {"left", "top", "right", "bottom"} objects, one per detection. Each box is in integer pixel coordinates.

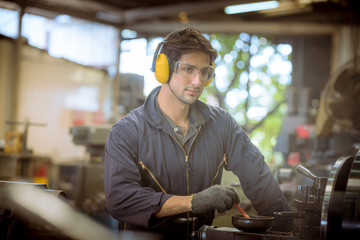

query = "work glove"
[{"left": 191, "top": 185, "right": 240, "bottom": 214}]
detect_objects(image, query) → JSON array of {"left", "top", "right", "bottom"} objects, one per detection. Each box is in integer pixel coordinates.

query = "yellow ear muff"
[
  {"left": 154, "top": 53, "right": 170, "bottom": 83},
  {"left": 205, "top": 61, "right": 215, "bottom": 86}
]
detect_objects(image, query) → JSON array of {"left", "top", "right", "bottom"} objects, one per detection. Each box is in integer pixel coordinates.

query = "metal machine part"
[
  {"left": 290, "top": 165, "right": 327, "bottom": 239},
  {"left": 0, "top": 181, "right": 163, "bottom": 240},
  {"left": 69, "top": 125, "right": 111, "bottom": 158},
  {"left": 5, "top": 119, "right": 47, "bottom": 154},
  {"left": 198, "top": 225, "right": 300, "bottom": 240},
  {"left": 0, "top": 181, "right": 68, "bottom": 240},
  {"left": 117, "top": 73, "right": 146, "bottom": 115},
  {"left": 195, "top": 151, "right": 360, "bottom": 240},
  {"left": 243, "top": 164, "right": 327, "bottom": 239},
  {"left": 321, "top": 151, "right": 360, "bottom": 240},
  {"left": 176, "top": 217, "right": 198, "bottom": 240}
]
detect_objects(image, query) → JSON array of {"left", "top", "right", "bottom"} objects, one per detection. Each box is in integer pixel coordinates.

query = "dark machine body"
[{"left": 194, "top": 150, "right": 360, "bottom": 240}]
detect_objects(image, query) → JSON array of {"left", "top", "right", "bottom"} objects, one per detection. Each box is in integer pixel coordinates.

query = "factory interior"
[{"left": 0, "top": 0, "right": 359, "bottom": 239}]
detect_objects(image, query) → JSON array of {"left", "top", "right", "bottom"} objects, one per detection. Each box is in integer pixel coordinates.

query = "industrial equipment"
[
  {"left": 0, "top": 150, "right": 359, "bottom": 240},
  {"left": 69, "top": 124, "right": 111, "bottom": 159},
  {"left": 0, "top": 119, "right": 50, "bottom": 183},
  {"left": 69, "top": 73, "right": 146, "bottom": 159},
  {"left": 0, "top": 54, "right": 152, "bottom": 240},
  {"left": 274, "top": 58, "right": 360, "bottom": 169},
  {"left": 273, "top": 59, "right": 360, "bottom": 210},
  {"left": 61, "top": 73, "right": 146, "bottom": 230},
  {"left": 193, "top": 149, "right": 360, "bottom": 240},
  {"left": 4, "top": 119, "right": 47, "bottom": 154},
  {"left": 0, "top": 181, "right": 161, "bottom": 240},
  {"left": 0, "top": 181, "right": 67, "bottom": 239}
]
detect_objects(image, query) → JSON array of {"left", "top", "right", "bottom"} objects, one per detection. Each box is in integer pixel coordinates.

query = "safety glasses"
[{"left": 173, "top": 61, "right": 215, "bottom": 83}]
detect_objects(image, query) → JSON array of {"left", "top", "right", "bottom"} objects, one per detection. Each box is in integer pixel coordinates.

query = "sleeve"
[
  {"left": 222, "top": 112, "right": 292, "bottom": 216},
  {"left": 104, "top": 121, "right": 173, "bottom": 228}
]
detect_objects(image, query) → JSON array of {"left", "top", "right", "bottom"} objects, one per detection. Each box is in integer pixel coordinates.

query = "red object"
[
  {"left": 234, "top": 202, "right": 250, "bottom": 218},
  {"left": 72, "top": 110, "right": 86, "bottom": 125},
  {"left": 34, "top": 163, "right": 48, "bottom": 177},
  {"left": 288, "top": 152, "right": 300, "bottom": 165},
  {"left": 296, "top": 125, "right": 313, "bottom": 139},
  {"left": 93, "top": 111, "right": 105, "bottom": 124}
]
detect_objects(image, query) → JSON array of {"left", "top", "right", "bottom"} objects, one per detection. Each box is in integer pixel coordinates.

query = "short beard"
[{"left": 168, "top": 82, "right": 200, "bottom": 105}]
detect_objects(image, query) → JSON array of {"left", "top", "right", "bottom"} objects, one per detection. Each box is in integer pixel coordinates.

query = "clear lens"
[{"left": 174, "top": 61, "right": 214, "bottom": 82}]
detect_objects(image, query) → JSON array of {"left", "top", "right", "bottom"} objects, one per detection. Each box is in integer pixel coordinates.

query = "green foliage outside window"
[{"left": 200, "top": 32, "right": 292, "bottom": 165}]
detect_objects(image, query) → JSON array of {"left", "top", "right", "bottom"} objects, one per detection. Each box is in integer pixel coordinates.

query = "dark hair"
[{"left": 161, "top": 27, "right": 218, "bottom": 65}]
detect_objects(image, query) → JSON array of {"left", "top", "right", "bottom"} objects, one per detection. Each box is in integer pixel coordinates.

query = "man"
[{"left": 104, "top": 27, "right": 292, "bottom": 239}]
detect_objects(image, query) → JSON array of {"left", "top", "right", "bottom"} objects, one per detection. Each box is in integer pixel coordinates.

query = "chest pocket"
[{"left": 137, "top": 160, "right": 167, "bottom": 193}]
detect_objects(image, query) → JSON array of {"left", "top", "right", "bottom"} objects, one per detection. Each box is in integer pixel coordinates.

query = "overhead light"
[
  {"left": 224, "top": 1, "right": 280, "bottom": 14},
  {"left": 121, "top": 29, "right": 137, "bottom": 39},
  {"left": 54, "top": 14, "right": 72, "bottom": 23}
]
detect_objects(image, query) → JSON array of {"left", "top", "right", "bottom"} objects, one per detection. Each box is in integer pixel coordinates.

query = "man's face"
[{"left": 168, "top": 51, "right": 211, "bottom": 105}]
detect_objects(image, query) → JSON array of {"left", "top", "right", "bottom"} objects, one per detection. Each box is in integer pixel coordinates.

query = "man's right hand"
[{"left": 191, "top": 185, "right": 240, "bottom": 214}]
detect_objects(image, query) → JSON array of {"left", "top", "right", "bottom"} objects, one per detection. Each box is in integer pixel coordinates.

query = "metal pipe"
[
  {"left": 111, "top": 28, "right": 122, "bottom": 119},
  {"left": 8, "top": 4, "right": 25, "bottom": 130}
]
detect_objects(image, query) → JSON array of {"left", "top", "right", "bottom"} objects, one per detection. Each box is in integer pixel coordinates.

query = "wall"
[
  {"left": 332, "top": 26, "right": 360, "bottom": 71},
  {"left": 0, "top": 38, "right": 110, "bottom": 163}
]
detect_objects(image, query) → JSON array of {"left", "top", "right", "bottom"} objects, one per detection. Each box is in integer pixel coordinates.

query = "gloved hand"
[{"left": 191, "top": 185, "right": 240, "bottom": 214}]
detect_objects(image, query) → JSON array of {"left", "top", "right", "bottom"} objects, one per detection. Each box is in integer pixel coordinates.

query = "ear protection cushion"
[{"left": 154, "top": 53, "right": 171, "bottom": 83}]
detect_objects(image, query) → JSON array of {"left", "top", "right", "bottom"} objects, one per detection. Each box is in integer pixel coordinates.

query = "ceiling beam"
[
  {"left": 125, "top": 20, "right": 337, "bottom": 36},
  {"left": 118, "top": 0, "right": 262, "bottom": 24},
  {"left": 2, "top": 0, "right": 267, "bottom": 25}
]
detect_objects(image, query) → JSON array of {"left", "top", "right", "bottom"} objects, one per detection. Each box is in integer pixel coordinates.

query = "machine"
[
  {"left": 0, "top": 149, "right": 359, "bottom": 240},
  {"left": 69, "top": 73, "right": 146, "bottom": 160},
  {"left": 0, "top": 181, "right": 67, "bottom": 239},
  {"left": 194, "top": 149, "right": 360, "bottom": 240},
  {"left": 58, "top": 73, "right": 146, "bottom": 230},
  {"left": 274, "top": 60, "right": 360, "bottom": 170},
  {"left": 273, "top": 62, "right": 360, "bottom": 218}
]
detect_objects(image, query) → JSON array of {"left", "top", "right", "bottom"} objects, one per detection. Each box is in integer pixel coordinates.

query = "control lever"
[
  {"left": 175, "top": 217, "right": 198, "bottom": 240},
  {"left": 295, "top": 164, "right": 327, "bottom": 203},
  {"left": 296, "top": 164, "right": 321, "bottom": 188},
  {"left": 296, "top": 165, "right": 317, "bottom": 181}
]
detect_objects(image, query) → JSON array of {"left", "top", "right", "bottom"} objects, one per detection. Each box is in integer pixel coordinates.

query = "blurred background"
[{"left": 0, "top": 0, "right": 359, "bottom": 239}]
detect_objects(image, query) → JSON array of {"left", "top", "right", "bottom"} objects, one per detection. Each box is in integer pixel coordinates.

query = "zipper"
[
  {"left": 139, "top": 161, "right": 167, "bottom": 193},
  {"left": 185, "top": 127, "right": 201, "bottom": 193},
  {"left": 138, "top": 127, "right": 199, "bottom": 196},
  {"left": 162, "top": 129, "right": 189, "bottom": 195},
  {"left": 162, "top": 127, "right": 201, "bottom": 239},
  {"left": 210, "top": 155, "right": 227, "bottom": 185},
  {"left": 162, "top": 127, "right": 201, "bottom": 194}
]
